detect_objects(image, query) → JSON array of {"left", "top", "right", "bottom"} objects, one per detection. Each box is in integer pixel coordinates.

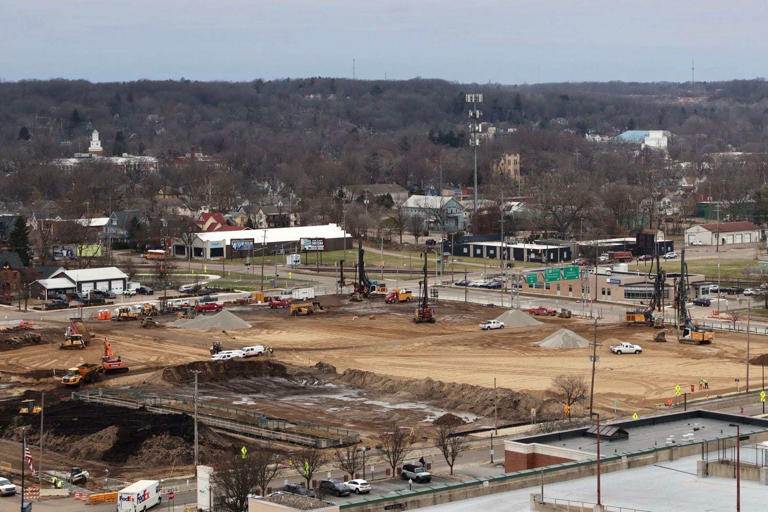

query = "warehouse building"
[
  {"left": 685, "top": 221, "right": 762, "bottom": 246},
  {"left": 447, "top": 238, "right": 572, "bottom": 263},
  {"left": 171, "top": 223, "right": 351, "bottom": 260},
  {"left": 31, "top": 266, "right": 128, "bottom": 299}
]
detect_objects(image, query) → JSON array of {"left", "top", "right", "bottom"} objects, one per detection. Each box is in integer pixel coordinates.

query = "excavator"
[
  {"left": 414, "top": 251, "right": 435, "bottom": 323},
  {"left": 626, "top": 234, "right": 665, "bottom": 328},
  {"left": 102, "top": 338, "right": 129, "bottom": 373},
  {"left": 676, "top": 249, "right": 714, "bottom": 345}
]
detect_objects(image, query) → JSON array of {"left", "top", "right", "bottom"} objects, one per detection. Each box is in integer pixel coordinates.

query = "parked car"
[
  {"left": 82, "top": 295, "right": 105, "bottom": 306},
  {"left": 195, "top": 303, "right": 222, "bottom": 312},
  {"left": 744, "top": 288, "right": 757, "bottom": 296},
  {"left": 319, "top": 480, "right": 351, "bottom": 497},
  {"left": 123, "top": 288, "right": 136, "bottom": 296},
  {"left": 283, "top": 484, "right": 316, "bottom": 498},
  {"left": 0, "top": 477, "right": 16, "bottom": 496},
  {"left": 485, "top": 281, "right": 502, "bottom": 289},
  {"left": 92, "top": 289, "right": 117, "bottom": 299},
  {"left": 690, "top": 240, "right": 703, "bottom": 246},
  {"left": 480, "top": 320, "right": 504, "bottom": 330},
  {"left": 663, "top": 251, "right": 678, "bottom": 260},
  {"left": 344, "top": 479, "right": 371, "bottom": 494},
  {"left": 573, "top": 258, "right": 588, "bottom": 265},
  {"left": 178, "top": 284, "right": 197, "bottom": 294},
  {"left": 454, "top": 280, "right": 469, "bottom": 287},
  {"left": 44, "top": 299, "right": 69, "bottom": 310},
  {"left": 638, "top": 254, "right": 653, "bottom": 262},
  {"left": 610, "top": 342, "right": 642, "bottom": 355},
  {"left": 425, "top": 239, "right": 437, "bottom": 246},
  {"left": 136, "top": 286, "right": 154, "bottom": 295},
  {"left": 401, "top": 463, "right": 432, "bottom": 483},
  {"left": 693, "top": 297, "right": 711, "bottom": 307}
]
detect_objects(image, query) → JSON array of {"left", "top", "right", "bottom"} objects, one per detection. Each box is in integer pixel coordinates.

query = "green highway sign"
[
  {"left": 544, "top": 268, "right": 561, "bottom": 282},
  {"left": 526, "top": 274, "right": 538, "bottom": 285},
  {"left": 563, "top": 266, "right": 580, "bottom": 280}
]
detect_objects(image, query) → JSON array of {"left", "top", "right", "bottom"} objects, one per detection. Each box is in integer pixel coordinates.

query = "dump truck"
[
  {"left": 61, "top": 363, "right": 103, "bottom": 387},
  {"left": 290, "top": 301, "right": 325, "bottom": 316},
  {"left": 102, "top": 338, "right": 129, "bottom": 374},
  {"left": 18, "top": 399, "right": 41, "bottom": 415},
  {"left": 385, "top": 289, "right": 413, "bottom": 304}
]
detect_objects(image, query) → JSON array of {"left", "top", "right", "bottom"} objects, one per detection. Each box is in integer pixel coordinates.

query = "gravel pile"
[
  {"left": 534, "top": 329, "right": 590, "bottom": 349},
  {"left": 494, "top": 309, "right": 542, "bottom": 327},
  {"left": 169, "top": 310, "right": 251, "bottom": 330}
]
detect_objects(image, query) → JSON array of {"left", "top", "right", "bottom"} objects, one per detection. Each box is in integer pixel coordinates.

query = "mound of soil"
[
  {"left": 494, "top": 309, "right": 542, "bottom": 327},
  {"left": 534, "top": 329, "right": 590, "bottom": 349},
  {"left": 2, "top": 400, "right": 229, "bottom": 466},
  {"left": 0, "top": 328, "right": 59, "bottom": 351},
  {"left": 162, "top": 359, "right": 290, "bottom": 384},
  {"left": 338, "top": 369, "right": 537, "bottom": 421}
]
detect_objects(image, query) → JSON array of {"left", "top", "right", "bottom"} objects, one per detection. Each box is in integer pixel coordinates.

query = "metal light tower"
[{"left": 466, "top": 93, "right": 483, "bottom": 216}]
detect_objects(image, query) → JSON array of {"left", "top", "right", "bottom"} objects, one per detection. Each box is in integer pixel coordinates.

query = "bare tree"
[
  {"left": 334, "top": 445, "right": 361, "bottom": 480},
  {"left": 288, "top": 447, "right": 327, "bottom": 488},
  {"left": 212, "top": 454, "right": 269, "bottom": 512},
  {"left": 378, "top": 422, "right": 413, "bottom": 477},
  {"left": 549, "top": 375, "right": 587, "bottom": 421},
  {"left": 252, "top": 450, "right": 283, "bottom": 496},
  {"left": 406, "top": 213, "right": 426, "bottom": 245},
  {"left": 386, "top": 207, "right": 407, "bottom": 245},
  {"left": 434, "top": 418, "right": 468, "bottom": 476}
]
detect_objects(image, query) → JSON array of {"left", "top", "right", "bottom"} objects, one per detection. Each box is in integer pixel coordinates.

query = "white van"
[
  {"left": 178, "top": 284, "right": 197, "bottom": 294},
  {"left": 117, "top": 480, "right": 161, "bottom": 512},
  {"left": 242, "top": 345, "right": 266, "bottom": 357}
]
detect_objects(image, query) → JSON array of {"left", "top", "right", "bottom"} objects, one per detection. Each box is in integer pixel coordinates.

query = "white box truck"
[
  {"left": 118, "top": 480, "right": 162, "bottom": 512},
  {"left": 290, "top": 287, "right": 315, "bottom": 300}
]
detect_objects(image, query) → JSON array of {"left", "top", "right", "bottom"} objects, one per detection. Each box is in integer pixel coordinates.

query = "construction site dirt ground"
[{"left": 0, "top": 296, "right": 763, "bottom": 416}]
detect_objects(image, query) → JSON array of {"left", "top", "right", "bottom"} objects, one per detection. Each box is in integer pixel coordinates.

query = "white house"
[
  {"left": 32, "top": 266, "right": 128, "bottom": 299},
  {"left": 402, "top": 195, "right": 467, "bottom": 232},
  {"left": 685, "top": 221, "right": 762, "bottom": 246}
]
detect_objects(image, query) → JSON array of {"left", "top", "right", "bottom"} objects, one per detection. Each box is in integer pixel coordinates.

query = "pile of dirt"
[
  {"left": 534, "top": 329, "right": 590, "bottom": 349},
  {"left": 0, "top": 328, "right": 59, "bottom": 351},
  {"left": 162, "top": 359, "right": 290, "bottom": 384},
  {"left": 169, "top": 310, "right": 252, "bottom": 330},
  {"left": 338, "top": 369, "right": 537, "bottom": 421},
  {"left": 1, "top": 400, "right": 229, "bottom": 466},
  {"left": 494, "top": 309, "right": 542, "bottom": 327}
]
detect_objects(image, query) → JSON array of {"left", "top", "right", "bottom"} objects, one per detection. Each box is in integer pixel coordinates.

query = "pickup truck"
[
  {"left": 401, "top": 463, "right": 432, "bottom": 483},
  {"left": 610, "top": 342, "right": 642, "bottom": 355},
  {"left": 528, "top": 306, "right": 557, "bottom": 316},
  {"left": 269, "top": 299, "right": 290, "bottom": 309},
  {"left": 194, "top": 302, "right": 222, "bottom": 312},
  {"left": 480, "top": 320, "right": 504, "bottom": 330}
]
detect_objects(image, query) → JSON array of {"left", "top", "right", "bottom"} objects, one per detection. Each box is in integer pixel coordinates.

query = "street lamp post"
[{"left": 729, "top": 423, "right": 741, "bottom": 512}]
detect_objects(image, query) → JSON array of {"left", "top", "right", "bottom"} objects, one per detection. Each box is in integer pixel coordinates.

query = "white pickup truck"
[{"left": 610, "top": 342, "right": 642, "bottom": 355}]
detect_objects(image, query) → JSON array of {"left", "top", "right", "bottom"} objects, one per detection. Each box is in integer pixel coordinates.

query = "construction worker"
[
  {"left": 268, "top": 346, "right": 274, "bottom": 356},
  {"left": 704, "top": 379, "right": 709, "bottom": 389}
]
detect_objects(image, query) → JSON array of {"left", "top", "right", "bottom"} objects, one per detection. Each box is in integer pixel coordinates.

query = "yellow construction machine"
[
  {"left": 115, "top": 307, "right": 138, "bottom": 321},
  {"left": 19, "top": 399, "right": 41, "bottom": 415}
]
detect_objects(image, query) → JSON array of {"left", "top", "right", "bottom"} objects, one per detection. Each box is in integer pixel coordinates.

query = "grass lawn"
[{"left": 628, "top": 258, "right": 760, "bottom": 280}]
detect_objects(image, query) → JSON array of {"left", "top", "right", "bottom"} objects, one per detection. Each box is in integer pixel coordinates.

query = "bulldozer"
[
  {"left": 60, "top": 333, "right": 85, "bottom": 350},
  {"left": 18, "top": 399, "right": 41, "bottom": 415},
  {"left": 141, "top": 303, "right": 158, "bottom": 316},
  {"left": 558, "top": 309, "right": 572, "bottom": 318},
  {"left": 115, "top": 306, "right": 138, "bottom": 321},
  {"left": 102, "top": 338, "right": 129, "bottom": 374},
  {"left": 177, "top": 308, "right": 196, "bottom": 320},
  {"left": 140, "top": 316, "right": 159, "bottom": 328},
  {"left": 289, "top": 301, "right": 325, "bottom": 316}
]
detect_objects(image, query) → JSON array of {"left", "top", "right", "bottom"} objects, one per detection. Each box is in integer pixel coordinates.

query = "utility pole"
[
  {"left": 260, "top": 229, "right": 266, "bottom": 291},
  {"left": 38, "top": 392, "right": 44, "bottom": 485},
  {"left": 192, "top": 370, "right": 201, "bottom": 467},
  {"left": 747, "top": 301, "right": 751, "bottom": 393},
  {"left": 589, "top": 318, "right": 598, "bottom": 415},
  {"left": 466, "top": 93, "right": 483, "bottom": 216},
  {"left": 494, "top": 377, "right": 498, "bottom": 434}
]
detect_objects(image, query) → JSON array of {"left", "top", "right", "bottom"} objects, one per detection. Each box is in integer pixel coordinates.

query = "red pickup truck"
[
  {"left": 195, "top": 303, "right": 223, "bottom": 312},
  {"left": 269, "top": 299, "right": 291, "bottom": 309},
  {"left": 528, "top": 306, "right": 557, "bottom": 316}
]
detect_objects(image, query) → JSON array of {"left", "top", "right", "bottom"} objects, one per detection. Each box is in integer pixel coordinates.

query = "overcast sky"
[{"left": 2, "top": 0, "right": 766, "bottom": 84}]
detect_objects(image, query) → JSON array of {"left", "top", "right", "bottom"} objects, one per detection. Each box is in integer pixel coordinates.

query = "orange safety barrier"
[
  {"left": 74, "top": 492, "right": 82, "bottom": 500},
  {"left": 88, "top": 492, "right": 118, "bottom": 504},
  {"left": 80, "top": 492, "right": 88, "bottom": 502}
]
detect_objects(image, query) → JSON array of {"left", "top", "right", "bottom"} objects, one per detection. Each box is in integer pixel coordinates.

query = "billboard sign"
[
  {"left": 300, "top": 238, "right": 326, "bottom": 252},
  {"left": 544, "top": 268, "right": 561, "bottom": 282},
  {"left": 231, "top": 239, "right": 255, "bottom": 251}
]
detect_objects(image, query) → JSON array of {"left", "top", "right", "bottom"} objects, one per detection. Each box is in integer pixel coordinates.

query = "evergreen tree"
[
  {"left": 17, "top": 127, "right": 31, "bottom": 141},
  {"left": 9, "top": 216, "right": 31, "bottom": 266},
  {"left": 112, "top": 130, "right": 127, "bottom": 156}
]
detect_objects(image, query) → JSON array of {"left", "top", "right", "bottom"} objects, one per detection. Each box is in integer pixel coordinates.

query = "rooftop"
[
  {"left": 194, "top": 223, "right": 349, "bottom": 245},
  {"left": 697, "top": 221, "right": 760, "bottom": 233},
  {"left": 50, "top": 266, "right": 128, "bottom": 283}
]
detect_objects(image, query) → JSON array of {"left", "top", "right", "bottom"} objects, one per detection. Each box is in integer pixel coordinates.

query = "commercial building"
[
  {"left": 491, "top": 153, "right": 521, "bottom": 182},
  {"left": 614, "top": 130, "right": 670, "bottom": 151},
  {"left": 31, "top": 266, "right": 128, "bottom": 299},
  {"left": 171, "top": 224, "right": 351, "bottom": 260},
  {"left": 685, "top": 221, "right": 762, "bottom": 246},
  {"left": 450, "top": 240, "right": 572, "bottom": 263}
]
